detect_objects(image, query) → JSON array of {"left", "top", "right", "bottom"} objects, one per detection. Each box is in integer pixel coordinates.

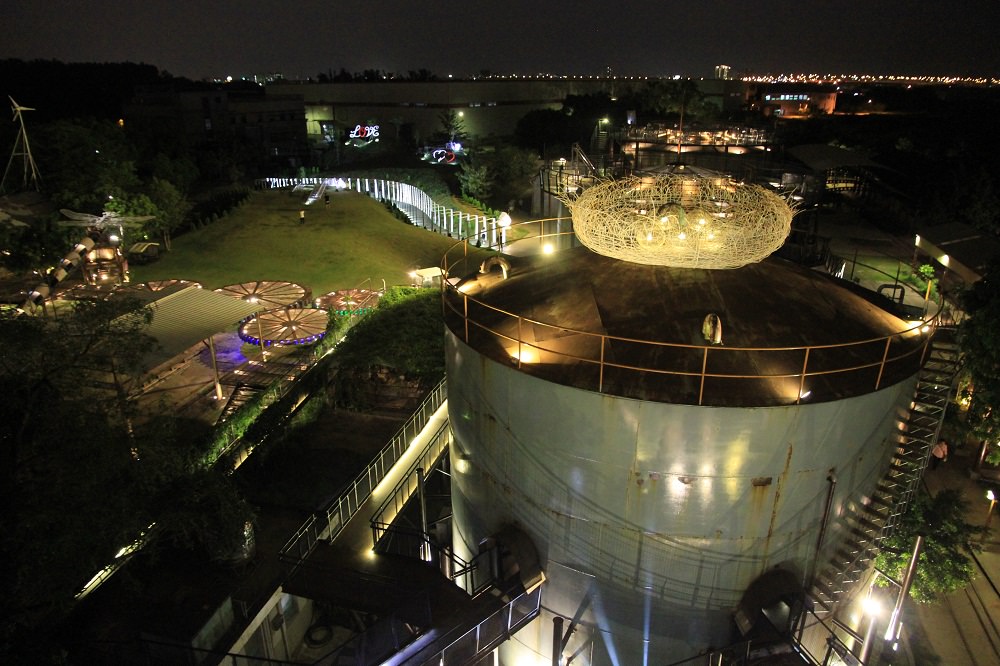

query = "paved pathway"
[{"left": 909, "top": 450, "right": 1000, "bottom": 665}]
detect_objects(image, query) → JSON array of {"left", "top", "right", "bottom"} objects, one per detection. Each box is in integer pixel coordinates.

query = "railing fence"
[
  {"left": 279, "top": 379, "right": 447, "bottom": 566},
  {"left": 259, "top": 176, "right": 502, "bottom": 248}
]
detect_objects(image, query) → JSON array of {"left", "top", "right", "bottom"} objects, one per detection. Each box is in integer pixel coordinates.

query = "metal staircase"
[{"left": 809, "top": 327, "right": 961, "bottom": 615}]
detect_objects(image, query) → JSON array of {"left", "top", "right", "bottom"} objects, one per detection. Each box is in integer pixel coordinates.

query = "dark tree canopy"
[
  {"left": 0, "top": 59, "right": 169, "bottom": 123},
  {"left": 875, "top": 489, "right": 983, "bottom": 602},
  {"left": 960, "top": 258, "right": 1000, "bottom": 446},
  {"left": 333, "top": 288, "right": 444, "bottom": 410},
  {"left": 0, "top": 299, "right": 250, "bottom": 663}
]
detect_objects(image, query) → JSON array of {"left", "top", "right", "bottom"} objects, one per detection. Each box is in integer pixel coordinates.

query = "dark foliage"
[
  {"left": 875, "top": 489, "right": 984, "bottom": 602},
  {"left": 333, "top": 288, "right": 444, "bottom": 410}
]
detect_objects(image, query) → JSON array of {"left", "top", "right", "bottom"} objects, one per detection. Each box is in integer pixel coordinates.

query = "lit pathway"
[
  {"left": 334, "top": 398, "right": 449, "bottom": 558},
  {"left": 283, "top": 397, "right": 512, "bottom": 665}
]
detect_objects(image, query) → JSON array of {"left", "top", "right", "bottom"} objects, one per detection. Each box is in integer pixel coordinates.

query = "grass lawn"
[
  {"left": 848, "top": 254, "right": 937, "bottom": 301},
  {"left": 131, "top": 189, "right": 473, "bottom": 294}
]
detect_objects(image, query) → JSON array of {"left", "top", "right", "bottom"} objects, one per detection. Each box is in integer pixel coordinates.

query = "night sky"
[{"left": 4, "top": 0, "right": 999, "bottom": 81}]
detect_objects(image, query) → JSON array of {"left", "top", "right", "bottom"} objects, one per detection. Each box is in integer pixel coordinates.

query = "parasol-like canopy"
[{"left": 238, "top": 307, "right": 328, "bottom": 347}]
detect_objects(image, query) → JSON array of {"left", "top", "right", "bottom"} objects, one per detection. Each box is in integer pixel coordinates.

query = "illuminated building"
[{"left": 747, "top": 83, "right": 838, "bottom": 116}]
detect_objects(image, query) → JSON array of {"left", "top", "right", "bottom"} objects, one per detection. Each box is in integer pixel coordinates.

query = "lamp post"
[
  {"left": 857, "top": 596, "right": 882, "bottom": 665},
  {"left": 986, "top": 490, "right": 997, "bottom": 534},
  {"left": 884, "top": 534, "right": 924, "bottom": 651}
]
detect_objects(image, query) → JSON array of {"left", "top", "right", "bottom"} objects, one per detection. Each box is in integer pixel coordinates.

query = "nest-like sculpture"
[{"left": 560, "top": 175, "right": 793, "bottom": 269}]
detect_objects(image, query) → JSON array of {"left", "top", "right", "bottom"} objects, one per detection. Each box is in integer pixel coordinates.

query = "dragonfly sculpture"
[{"left": 58, "top": 209, "right": 155, "bottom": 236}]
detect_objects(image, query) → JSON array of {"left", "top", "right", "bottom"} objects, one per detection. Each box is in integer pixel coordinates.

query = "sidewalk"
[{"left": 907, "top": 448, "right": 1000, "bottom": 665}]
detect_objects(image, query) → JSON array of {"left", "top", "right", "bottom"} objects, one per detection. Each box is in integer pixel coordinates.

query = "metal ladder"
[{"left": 809, "top": 327, "right": 960, "bottom": 615}]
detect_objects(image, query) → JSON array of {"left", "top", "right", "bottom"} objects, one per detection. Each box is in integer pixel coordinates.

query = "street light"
[
  {"left": 857, "top": 596, "right": 882, "bottom": 665},
  {"left": 986, "top": 490, "right": 997, "bottom": 535}
]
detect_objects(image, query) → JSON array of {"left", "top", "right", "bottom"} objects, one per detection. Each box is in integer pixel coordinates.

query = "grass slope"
[{"left": 131, "top": 189, "right": 463, "bottom": 294}]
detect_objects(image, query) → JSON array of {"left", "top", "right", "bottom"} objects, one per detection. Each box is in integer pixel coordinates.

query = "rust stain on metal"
[
  {"left": 764, "top": 443, "right": 795, "bottom": 558},
  {"left": 748, "top": 478, "right": 769, "bottom": 528}
]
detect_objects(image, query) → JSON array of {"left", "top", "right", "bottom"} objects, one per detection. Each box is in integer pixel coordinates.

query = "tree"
[
  {"left": 456, "top": 157, "right": 493, "bottom": 200},
  {"left": 0, "top": 299, "right": 251, "bottom": 662},
  {"left": 147, "top": 177, "right": 191, "bottom": 250},
  {"left": 0, "top": 212, "right": 69, "bottom": 274},
  {"left": 438, "top": 109, "right": 468, "bottom": 145},
  {"left": 514, "top": 108, "right": 583, "bottom": 158},
  {"left": 0, "top": 298, "right": 155, "bottom": 655},
  {"left": 455, "top": 145, "right": 538, "bottom": 208},
  {"left": 104, "top": 190, "right": 160, "bottom": 249},
  {"left": 642, "top": 79, "right": 717, "bottom": 125},
  {"left": 36, "top": 118, "right": 140, "bottom": 212},
  {"left": 874, "top": 489, "right": 984, "bottom": 602},
  {"left": 405, "top": 69, "right": 438, "bottom": 81},
  {"left": 489, "top": 145, "right": 539, "bottom": 207},
  {"left": 332, "top": 289, "right": 444, "bottom": 410},
  {"left": 196, "top": 141, "right": 250, "bottom": 184},
  {"left": 959, "top": 258, "right": 1000, "bottom": 456},
  {"left": 148, "top": 152, "right": 199, "bottom": 194}
]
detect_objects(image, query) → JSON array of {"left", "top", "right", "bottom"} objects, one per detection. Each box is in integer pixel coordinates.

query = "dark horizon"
[{"left": 4, "top": 0, "right": 1000, "bottom": 82}]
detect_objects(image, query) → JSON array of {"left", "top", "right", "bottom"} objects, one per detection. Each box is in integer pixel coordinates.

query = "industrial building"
[{"left": 436, "top": 173, "right": 945, "bottom": 663}]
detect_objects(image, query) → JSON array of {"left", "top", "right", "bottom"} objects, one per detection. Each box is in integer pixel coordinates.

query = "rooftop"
[{"left": 444, "top": 245, "right": 929, "bottom": 407}]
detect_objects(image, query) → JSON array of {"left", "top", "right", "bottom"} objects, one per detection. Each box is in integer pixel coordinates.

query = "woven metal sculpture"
[{"left": 561, "top": 175, "right": 793, "bottom": 269}]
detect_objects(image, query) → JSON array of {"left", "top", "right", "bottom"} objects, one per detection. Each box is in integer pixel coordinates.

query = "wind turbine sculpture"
[{"left": 2, "top": 97, "right": 42, "bottom": 193}]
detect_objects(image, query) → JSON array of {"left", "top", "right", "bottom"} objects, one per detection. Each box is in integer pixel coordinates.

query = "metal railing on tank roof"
[{"left": 441, "top": 219, "right": 943, "bottom": 408}]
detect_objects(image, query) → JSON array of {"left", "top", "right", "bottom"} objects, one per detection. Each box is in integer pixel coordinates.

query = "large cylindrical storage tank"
[{"left": 443, "top": 244, "right": 927, "bottom": 665}]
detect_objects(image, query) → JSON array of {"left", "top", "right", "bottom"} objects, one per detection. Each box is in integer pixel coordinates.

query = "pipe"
[
  {"left": 813, "top": 470, "right": 837, "bottom": 580},
  {"left": 857, "top": 609, "right": 879, "bottom": 665},
  {"left": 885, "top": 535, "right": 924, "bottom": 643},
  {"left": 207, "top": 335, "right": 223, "bottom": 401},
  {"left": 552, "top": 616, "right": 564, "bottom": 666},
  {"left": 417, "top": 467, "right": 429, "bottom": 562}
]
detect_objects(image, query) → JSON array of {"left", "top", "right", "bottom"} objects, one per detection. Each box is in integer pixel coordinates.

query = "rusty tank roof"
[{"left": 443, "top": 246, "right": 928, "bottom": 407}]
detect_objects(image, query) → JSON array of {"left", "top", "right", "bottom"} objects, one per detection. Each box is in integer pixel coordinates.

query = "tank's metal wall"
[{"left": 446, "top": 330, "right": 917, "bottom": 663}]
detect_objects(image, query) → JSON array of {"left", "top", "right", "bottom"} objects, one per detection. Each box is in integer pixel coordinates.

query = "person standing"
[
  {"left": 299, "top": 209, "right": 306, "bottom": 225},
  {"left": 930, "top": 439, "right": 949, "bottom": 470}
]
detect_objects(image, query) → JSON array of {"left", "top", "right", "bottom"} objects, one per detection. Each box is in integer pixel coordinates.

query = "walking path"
[
  {"left": 910, "top": 450, "right": 1000, "bottom": 665},
  {"left": 283, "top": 400, "right": 516, "bottom": 665}
]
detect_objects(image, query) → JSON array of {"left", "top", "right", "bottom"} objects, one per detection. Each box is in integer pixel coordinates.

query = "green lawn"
[
  {"left": 848, "top": 254, "right": 937, "bottom": 301},
  {"left": 131, "top": 189, "right": 469, "bottom": 294}
]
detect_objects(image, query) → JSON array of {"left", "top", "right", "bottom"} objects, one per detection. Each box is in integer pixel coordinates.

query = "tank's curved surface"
[{"left": 443, "top": 246, "right": 925, "bottom": 663}]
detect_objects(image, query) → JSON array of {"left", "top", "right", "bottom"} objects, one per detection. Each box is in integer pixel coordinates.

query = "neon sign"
[
  {"left": 431, "top": 149, "right": 456, "bottom": 163},
  {"left": 349, "top": 124, "right": 380, "bottom": 139}
]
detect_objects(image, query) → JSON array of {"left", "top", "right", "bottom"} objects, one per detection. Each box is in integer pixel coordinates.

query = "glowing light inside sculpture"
[{"left": 561, "top": 175, "right": 793, "bottom": 269}]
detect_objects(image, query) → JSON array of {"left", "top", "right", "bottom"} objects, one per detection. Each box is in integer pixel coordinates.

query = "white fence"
[{"left": 260, "top": 176, "right": 502, "bottom": 248}]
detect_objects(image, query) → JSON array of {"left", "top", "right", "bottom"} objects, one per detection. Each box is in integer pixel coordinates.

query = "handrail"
[
  {"left": 441, "top": 223, "right": 942, "bottom": 407},
  {"left": 365, "top": 420, "right": 504, "bottom": 598},
  {"left": 259, "top": 175, "right": 502, "bottom": 245},
  {"left": 418, "top": 586, "right": 542, "bottom": 666},
  {"left": 369, "top": 522, "right": 498, "bottom": 597},
  {"left": 369, "top": 419, "right": 451, "bottom": 530},
  {"left": 279, "top": 379, "right": 447, "bottom": 565}
]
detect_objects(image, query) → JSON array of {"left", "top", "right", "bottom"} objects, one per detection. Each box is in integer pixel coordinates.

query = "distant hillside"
[{"left": 0, "top": 59, "right": 188, "bottom": 122}]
